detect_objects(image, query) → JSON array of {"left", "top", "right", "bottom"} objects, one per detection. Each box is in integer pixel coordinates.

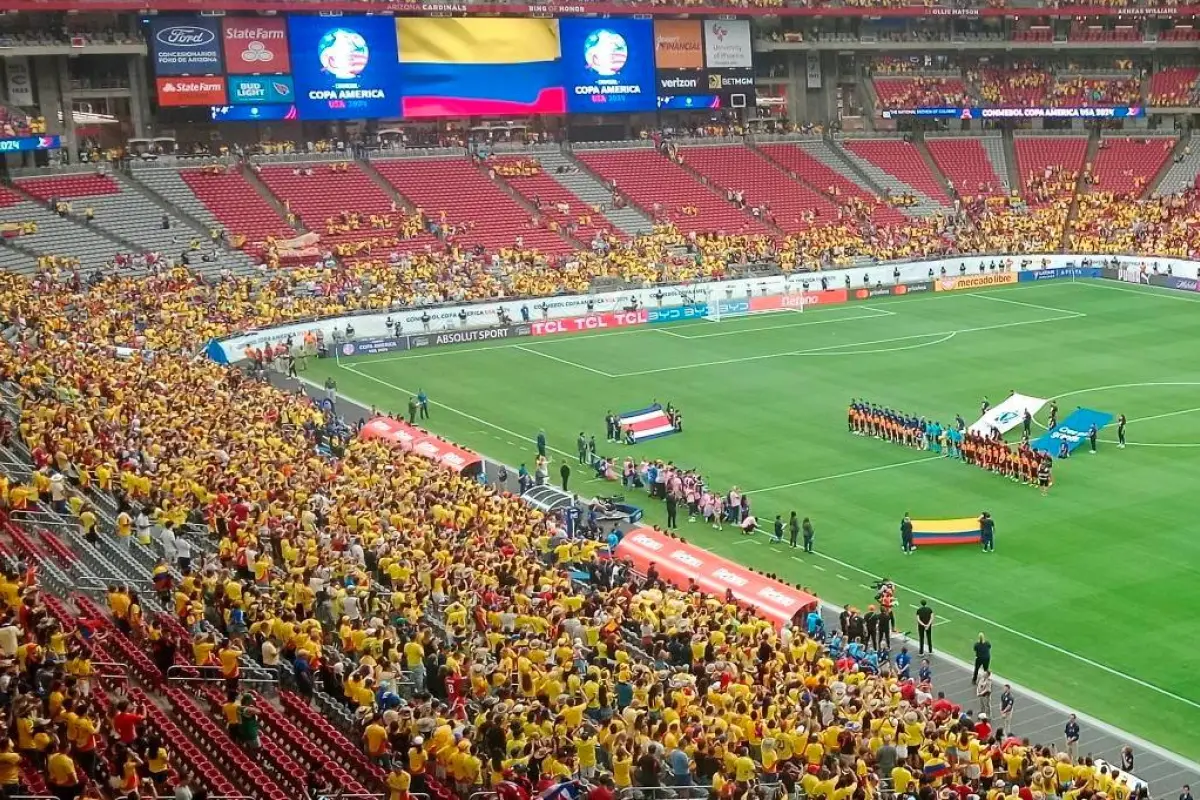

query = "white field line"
[
  {"left": 1076, "top": 280, "right": 1200, "bottom": 304},
  {"left": 305, "top": 369, "right": 1200, "bottom": 774},
  {"left": 513, "top": 345, "right": 617, "bottom": 378},
  {"left": 744, "top": 455, "right": 941, "bottom": 494},
  {"left": 672, "top": 305, "right": 894, "bottom": 340},
  {"left": 969, "top": 292, "right": 1089, "bottom": 316},
  {"left": 612, "top": 313, "right": 1085, "bottom": 378}
]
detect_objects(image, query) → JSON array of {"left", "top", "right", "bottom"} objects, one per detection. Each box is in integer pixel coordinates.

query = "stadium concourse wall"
[{"left": 206, "top": 253, "right": 1200, "bottom": 364}]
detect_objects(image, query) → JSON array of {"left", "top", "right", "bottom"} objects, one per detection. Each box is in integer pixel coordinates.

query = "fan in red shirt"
[
  {"left": 973, "top": 713, "right": 992, "bottom": 741},
  {"left": 112, "top": 700, "right": 145, "bottom": 745}
]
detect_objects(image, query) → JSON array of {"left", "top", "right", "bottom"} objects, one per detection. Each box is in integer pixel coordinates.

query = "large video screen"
[
  {"left": 287, "top": 15, "right": 401, "bottom": 120},
  {"left": 397, "top": 18, "right": 566, "bottom": 118},
  {"left": 560, "top": 17, "right": 656, "bottom": 114}
]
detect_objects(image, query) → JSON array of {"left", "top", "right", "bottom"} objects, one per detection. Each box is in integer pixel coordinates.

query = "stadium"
[{"left": 0, "top": 4, "right": 1199, "bottom": 800}]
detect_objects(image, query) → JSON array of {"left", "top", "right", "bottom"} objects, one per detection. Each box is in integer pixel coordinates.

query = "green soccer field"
[{"left": 308, "top": 279, "right": 1200, "bottom": 758}]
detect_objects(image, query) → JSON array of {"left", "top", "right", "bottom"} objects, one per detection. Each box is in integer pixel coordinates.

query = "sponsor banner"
[
  {"left": 0, "top": 135, "right": 60, "bottom": 153},
  {"left": 648, "top": 303, "right": 709, "bottom": 325},
  {"left": 532, "top": 309, "right": 649, "bottom": 337},
  {"left": 156, "top": 76, "right": 227, "bottom": 106},
  {"left": 358, "top": 416, "right": 482, "bottom": 475},
  {"left": 748, "top": 288, "right": 850, "bottom": 313},
  {"left": 331, "top": 337, "right": 409, "bottom": 358},
  {"left": 614, "top": 526, "right": 818, "bottom": 630},
  {"left": 657, "top": 72, "right": 706, "bottom": 95},
  {"left": 1162, "top": 275, "right": 1200, "bottom": 292},
  {"left": 935, "top": 273, "right": 1018, "bottom": 292},
  {"left": 851, "top": 286, "right": 893, "bottom": 301},
  {"left": 895, "top": 280, "right": 931, "bottom": 294},
  {"left": 5, "top": 58, "right": 33, "bottom": 106},
  {"left": 407, "top": 323, "right": 527, "bottom": 349},
  {"left": 1031, "top": 407, "right": 1114, "bottom": 456},
  {"left": 150, "top": 16, "right": 223, "bottom": 76},
  {"left": 912, "top": 517, "right": 982, "bottom": 546},
  {"left": 1017, "top": 266, "right": 1103, "bottom": 282},
  {"left": 654, "top": 20, "right": 703, "bottom": 70},
  {"left": 703, "top": 19, "right": 752, "bottom": 69},
  {"left": 561, "top": 17, "right": 656, "bottom": 113},
  {"left": 222, "top": 17, "right": 291, "bottom": 74},
  {"left": 229, "top": 75, "right": 295, "bottom": 104},
  {"left": 288, "top": 15, "right": 401, "bottom": 120},
  {"left": 882, "top": 106, "right": 1144, "bottom": 120},
  {"left": 969, "top": 392, "right": 1049, "bottom": 435}
]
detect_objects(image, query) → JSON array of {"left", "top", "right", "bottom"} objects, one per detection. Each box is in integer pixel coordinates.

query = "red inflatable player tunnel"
[
  {"left": 614, "top": 527, "right": 819, "bottom": 629},
  {"left": 359, "top": 416, "right": 483, "bottom": 477}
]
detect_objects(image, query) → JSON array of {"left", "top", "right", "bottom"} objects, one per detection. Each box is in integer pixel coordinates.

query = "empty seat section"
[
  {"left": 682, "top": 146, "right": 839, "bottom": 233},
  {"left": 375, "top": 158, "right": 571, "bottom": 254},
  {"left": 255, "top": 163, "right": 398, "bottom": 245},
  {"left": 181, "top": 168, "right": 293, "bottom": 245},
  {"left": 1089, "top": 137, "right": 1175, "bottom": 197},
  {"left": 926, "top": 139, "right": 1006, "bottom": 198},
  {"left": 1015, "top": 136, "right": 1087, "bottom": 205},
  {"left": 576, "top": 149, "right": 770, "bottom": 235},
  {"left": 842, "top": 139, "right": 950, "bottom": 204}
]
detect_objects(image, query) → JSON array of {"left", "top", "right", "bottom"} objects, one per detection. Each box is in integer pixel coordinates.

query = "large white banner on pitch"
[{"left": 969, "top": 392, "right": 1049, "bottom": 435}]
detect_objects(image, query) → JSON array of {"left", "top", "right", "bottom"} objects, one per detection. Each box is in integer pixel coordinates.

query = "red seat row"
[
  {"left": 251, "top": 690, "right": 372, "bottom": 794},
  {"left": 167, "top": 688, "right": 290, "bottom": 800}
]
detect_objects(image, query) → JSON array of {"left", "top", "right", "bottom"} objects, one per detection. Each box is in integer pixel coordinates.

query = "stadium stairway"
[
  {"left": 484, "top": 155, "right": 612, "bottom": 246},
  {"left": 755, "top": 141, "right": 908, "bottom": 226},
  {"left": 798, "top": 139, "right": 935, "bottom": 219},
  {"left": 679, "top": 143, "right": 839, "bottom": 234},
  {"left": 0, "top": 184, "right": 128, "bottom": 270},
  {"left": 1013, "top": 134, "right": 1089, "bottom": 205},
  {"left": 373, "top": 155, "right": 575, "bottom": 254},
  {"left": 179, "top": 165, "right": 298, "bottom": 247},
  {"left": 538, "top": 148, "right": 655, "bottom": 236},
  {"left": 16, "top": 171, "right": 256, "bottom": 279},
  {"left": 926, "top": 136, "right": 1010, "bottom": 198},
  {"left": 118, "top": 169, "right": 258, "bottom": 274},
  {"left": 575, "top": 146, "right": 774, "bottom": 235},
  {"left": 838, "top": 138, "right": 951, "bottom": 212},
  {"left": 1088, "top": 136, "right": 1175, "bottom": 197},
  {"left": 1154, "top": 133, "right": 1200, "bottom": 196},
  {"left": 1142, "top": 135, "right": 1192, "bottom": 198}
]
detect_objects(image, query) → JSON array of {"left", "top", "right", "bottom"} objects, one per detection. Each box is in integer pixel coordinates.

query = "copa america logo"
[
  {"left": 583, "top": 29, "right": 629, "bottom": 77},
  {"left": 318, "top": 28, "right": 369, "bottom": 80}
]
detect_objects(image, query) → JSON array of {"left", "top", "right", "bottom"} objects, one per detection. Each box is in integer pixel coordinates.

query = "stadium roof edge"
[{"left": 2, "top": 1, "right": 1193, "bottom": 17}]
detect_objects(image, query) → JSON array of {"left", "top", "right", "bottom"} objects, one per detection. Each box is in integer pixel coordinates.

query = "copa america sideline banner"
[
  {"left": 1031, "top": 407, "right": 1114, "bottom": 456},
  {"left": 969, "top": 392, "right": 1049, "bottom": 435},
  {"left": 613, "top": 527, "right": 818, "bottom": 629}
]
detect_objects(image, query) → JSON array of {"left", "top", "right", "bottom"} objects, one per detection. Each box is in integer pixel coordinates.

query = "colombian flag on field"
[
  {"left": 618, "top": 404, "right": 678, "bottom": 444},
  {"left": 397, "top": 18, "right": 566, "bottom": 118},
  {"left": 912, "top": 517, "right": 982, "bottom": 546}
]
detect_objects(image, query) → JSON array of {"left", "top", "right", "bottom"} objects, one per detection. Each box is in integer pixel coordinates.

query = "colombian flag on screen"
[{"left": 397, "top": 18, "right": 566, "bottom": 118}]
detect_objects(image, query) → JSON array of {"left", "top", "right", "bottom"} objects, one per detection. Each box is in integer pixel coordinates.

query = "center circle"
[{"left": 1031, "top": 381, "right": 1200, "bottom": 448}]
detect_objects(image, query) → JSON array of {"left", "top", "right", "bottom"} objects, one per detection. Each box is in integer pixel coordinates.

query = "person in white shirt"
[
  {"left": 49, "top": 472, "right": 67, "bottom": 512},
  {"left": 159, "top": 522, "right": 177, "bottom": 563},
  {"left": 0, "top": 621, "right": 20, "bottom": 657},
  {"left": 175, "top": 535, "right": 193, "bottom": 571}
]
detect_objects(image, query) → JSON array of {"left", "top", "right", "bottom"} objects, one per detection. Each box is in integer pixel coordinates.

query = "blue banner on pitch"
[
  {"left": 1031, "top": 407, "right": 1113, "bottom": 455},
  {"left": 1018, "top": 266, "right": 1103, "bottom": 282},
  {"left": 648, "top": 303, "right": 709, "bottom": 325}
]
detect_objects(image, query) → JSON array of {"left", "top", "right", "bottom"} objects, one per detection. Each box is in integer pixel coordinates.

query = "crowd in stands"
[
  {"left": 1048, "top": 77, "right": 1142, "bottom": 107},
  {"left": 0, "top": 225, "right": 1164, "bottom": 800},
  {"left": 0, "top": 107, "right": 46, "bottom": 139}
]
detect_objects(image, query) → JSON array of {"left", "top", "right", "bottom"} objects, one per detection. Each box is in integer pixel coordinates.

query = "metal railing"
[{"left": 165, "top": 664, "right": 280, "bottom": 687}]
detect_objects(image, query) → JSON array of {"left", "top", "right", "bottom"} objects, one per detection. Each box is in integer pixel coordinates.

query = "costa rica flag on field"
[{"left": 618, "top": 404, "right": 678, "bottom": 443}]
